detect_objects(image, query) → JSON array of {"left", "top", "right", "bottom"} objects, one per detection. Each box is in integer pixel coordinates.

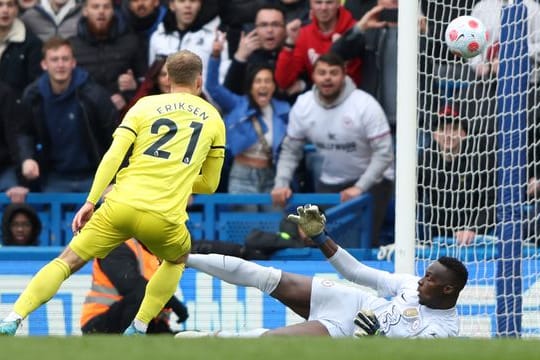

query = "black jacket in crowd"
[
  {"left": 0, "top": 24, "right": 42, "bottom": 99},
  {"left": 17, "top": 78, "right": 118, "bottom": 178},
  {"left": 417, "top": 136, "right": 497, "bottom": 241},
  {"left": 0, "top": 82, "right": 24, "bottom": 172},
  {"left": 68, "top": 15, "right": 148, "bottom": 96}
]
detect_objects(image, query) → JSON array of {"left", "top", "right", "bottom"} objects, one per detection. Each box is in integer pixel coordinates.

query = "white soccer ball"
[{"left": 445, "top": 15, "right": 488, "bottom": 59}]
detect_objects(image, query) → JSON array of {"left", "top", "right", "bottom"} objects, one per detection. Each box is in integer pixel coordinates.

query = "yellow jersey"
[{"left": 105, "top": 92, "right": 225, "bottom": 224}]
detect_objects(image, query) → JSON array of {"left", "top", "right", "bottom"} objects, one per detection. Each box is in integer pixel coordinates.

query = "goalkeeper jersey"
[
  {"left": 329, "top": 247, "right": 459, "bottom": 338},
  {"left": 369, "top": 273, "right": 458, "bottom": 338}
]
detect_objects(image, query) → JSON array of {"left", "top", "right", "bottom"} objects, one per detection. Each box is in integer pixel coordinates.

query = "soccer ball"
[{"left": 445, "top": 15, "right": 488, "bottom": 59}]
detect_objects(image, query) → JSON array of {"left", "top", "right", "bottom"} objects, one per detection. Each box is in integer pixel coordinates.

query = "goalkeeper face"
[{"left": 417, "top": 257, "right": 468, "bottom": 309}]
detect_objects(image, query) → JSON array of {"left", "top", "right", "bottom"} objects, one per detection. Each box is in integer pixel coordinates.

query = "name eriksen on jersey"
[{"left": 156, "top": 102, "right": 209, "bottom": 120}]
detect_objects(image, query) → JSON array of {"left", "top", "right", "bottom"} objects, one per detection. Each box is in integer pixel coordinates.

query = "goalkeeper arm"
[{"left": 287, "top": 204, "right": 388, "bottom": 289}]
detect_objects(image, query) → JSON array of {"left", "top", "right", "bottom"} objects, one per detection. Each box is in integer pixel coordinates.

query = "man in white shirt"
[
  {"left": 271, "top": 52, "right": 394, "bottom": 247},
  {"left": 178, "top": 204, "right": 468, "bottom": 338}
]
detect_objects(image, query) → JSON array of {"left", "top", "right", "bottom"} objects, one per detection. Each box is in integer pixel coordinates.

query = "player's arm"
[
  {"left": 192, "top": 153, "right": 224, "bottom": 194},
  {"left": 87, "top": 133, "right": 134, "bottom": 205},
  {"left": 288, "top": 204, "right": 391, "bottom": 289}
]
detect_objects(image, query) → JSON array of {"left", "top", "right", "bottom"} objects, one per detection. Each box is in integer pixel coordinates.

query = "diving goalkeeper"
[{"left": 179, "top": 204, "right": 468, "bottom": 338}]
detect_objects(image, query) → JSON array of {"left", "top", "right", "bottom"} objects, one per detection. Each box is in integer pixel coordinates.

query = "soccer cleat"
[
  {"left": 123, "top": 322, "right": 145, "bottom": 336},
  {"left": 174, "top": 330, "right": 216, "bottom": 338},
  {"left": 0, "top": 319, "right": 21, "bottom": 336}
]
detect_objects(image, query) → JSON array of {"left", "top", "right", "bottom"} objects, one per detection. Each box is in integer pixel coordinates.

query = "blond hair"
[{"left": 166, "top": 50, "right": 203, "bottom": 86}]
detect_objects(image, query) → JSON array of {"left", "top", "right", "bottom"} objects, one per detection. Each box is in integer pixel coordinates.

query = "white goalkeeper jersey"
[
  {"left": 368, "top": 272, "right": 458, "bottom": 338},
  {"left": 327, "top": 247, "right": 459, "bottom": 338}
]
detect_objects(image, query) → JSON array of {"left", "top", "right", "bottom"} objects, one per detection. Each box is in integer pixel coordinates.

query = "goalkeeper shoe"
[
  {"left": 123, "top": 322, "right": 145, "bottom": 336},
  {"left": 0, "top": 319, "right": 21, "bottom": 336},
  {"left": 174, "top": 330, "right": 215, "bottom": 338}
]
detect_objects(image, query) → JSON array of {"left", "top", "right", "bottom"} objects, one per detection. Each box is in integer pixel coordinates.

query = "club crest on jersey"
[
  {"left": 342, "top": 116, "right": 354, "bottom": 128},
  {"left": 378, "top": 305, "right": 422, "bottom": 334},
  {"left": 307, "top": 48, "right": 320, "bottom": 64},
  {"left": 321, "top": 279, "right": 335, "bottom": 287},
  {"left": 403, "top": 308, "right": 419, "bottom": 318}
]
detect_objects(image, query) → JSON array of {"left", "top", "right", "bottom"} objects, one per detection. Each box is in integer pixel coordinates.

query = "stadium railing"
[{"left": 0, "top": 193, "right": 374, "bottom": 251}]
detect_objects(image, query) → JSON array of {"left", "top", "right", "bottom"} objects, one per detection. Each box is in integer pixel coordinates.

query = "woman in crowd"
[
  {"left": 207, "top": 33, "right": 289, "bottom": 210},
  {"left": 1, "top": 203, "right": 42, "bottom": 246}
]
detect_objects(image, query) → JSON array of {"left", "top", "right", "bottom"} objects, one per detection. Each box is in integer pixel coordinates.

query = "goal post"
[
  {"left": 396, "top": 0, "right": 538, "bottom": 337},
  {"left": 495, "top": 1, "right": 528, "bottom": 337},
  {"left": 394, "top": 0, "right": 418, "bottom": 275}
]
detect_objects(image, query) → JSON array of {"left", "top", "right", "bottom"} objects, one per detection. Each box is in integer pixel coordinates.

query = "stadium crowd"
[{"left": 1, "top": 0, "right": 539, "bottom": 247}]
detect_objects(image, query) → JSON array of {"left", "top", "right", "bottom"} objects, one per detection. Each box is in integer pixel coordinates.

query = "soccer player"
[
  {"left": 0, "top": 50, "right": 226, "bottom": 336},
  {"left": 179, "top": 204, "right": 468, "bottom": 338}
]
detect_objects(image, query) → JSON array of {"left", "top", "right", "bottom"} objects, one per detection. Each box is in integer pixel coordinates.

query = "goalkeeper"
[{"left": 181, "top": 204, "right": 468, "bottom": 338}]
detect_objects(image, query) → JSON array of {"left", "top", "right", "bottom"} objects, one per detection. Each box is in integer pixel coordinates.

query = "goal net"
[{"left": 414, "top": 0, "right": 540, "bottom": 337}]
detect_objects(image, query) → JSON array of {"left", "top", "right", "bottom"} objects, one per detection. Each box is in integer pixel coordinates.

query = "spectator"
[
  {"left": 343, "top": 0, "right": 376, "bottom": 20},
  {"left": 1, "top": 203, "right": 41, "bottom": 246},
  {"left": 80, "top": 239, "right": 188, "bottom": 334},
  {"left": 274, "top": 0, "right": 360, "bottom": 93},
  {"left": 148, "top": 0, "right": 229, "bottom": 100},
  {"left": 469, "top": 0, "right": 540, "bottom": 83},
  {"left": 121, "top": 55, "right": 169, "bottom": 117},
  {"left": 331, "top": 2, "right": 398, "bottom": 131},
  {"left": 21, "top": 0, "right": 82, "bottom": 42},
  {"left": 275, "top": 0, "right": 309, "bottom": 24},
  {"left": 217, "top": 0, "right": 266, "bottom": 58},
  {"left": 223, "top": 4, "right": 287, "bottom": 96},
  {"left": 69, "top": 0, "right": 147, "bottom": 111},
  {"left": 417, "top": 106, "right": 496, "bottom": 246},
  {"left": 18, "top": 37, "right": 117, "bottom": 193},
  {"left": 271, "top": 53, "right": 394, "bottom": 248},
  {"left": 15, "top": 0, "right": 36, "bottom": 13},
  {"left": 0, "top": 0, "right": 42, "bottom": 99},
  {"left": 0, "top": 81, "right": 32, "bottom": 203},
  {"left": 208, "top": 35, "right": 289, "bottom": 205},
  {"left": 119, "top": 0, "right": 167, "bottom": 57}
]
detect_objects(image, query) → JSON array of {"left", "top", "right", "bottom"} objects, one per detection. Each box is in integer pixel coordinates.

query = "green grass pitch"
[{"left": 1, "top": 337, "right": 539, "bottom": 360}]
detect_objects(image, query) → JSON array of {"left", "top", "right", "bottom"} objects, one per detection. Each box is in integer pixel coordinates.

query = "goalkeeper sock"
[
  {"left": 217, "top": 328, "right": 269, "bottom": 338},
  {"left": 187, "top": 254, "right": 282, "bottom": 294},
  {"left": 135, "top": 261, "right": 184, "bottom": 325},
  {"left": 13, "top": 258, "right": 71, "bottom": 318}
]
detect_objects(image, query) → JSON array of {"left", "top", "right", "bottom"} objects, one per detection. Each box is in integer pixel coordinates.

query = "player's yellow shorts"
[{"left": 69, "top": 199, "right": 190, "bottom": 262}]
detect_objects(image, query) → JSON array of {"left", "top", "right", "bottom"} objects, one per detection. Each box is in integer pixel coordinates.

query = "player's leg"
[
  {"left": 125, "top": 210, "right": 191, "bottom": 334},
  {"left": 186, "top": 254, "right": 312, "bottom": 317},
  {"left": 0, "top": 201, "right": 128, "bottom": 335},
  {"left": 262, "top": 321, "right": 330, "bottom": 336},
  {"left": 0, "top": 247, "right": 83, "bottom": 335}
]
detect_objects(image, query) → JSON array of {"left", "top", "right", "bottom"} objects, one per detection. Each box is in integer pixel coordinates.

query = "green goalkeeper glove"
[
  {"left": 353, "top": 310, "right": 381, "bottom": 337},
  {"left": 287, "top": 204, "right": 327, "bottom": 244}
]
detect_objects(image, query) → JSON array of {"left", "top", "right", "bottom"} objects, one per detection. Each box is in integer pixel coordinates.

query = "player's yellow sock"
[
  {"left": 135, "top": 261, "right": 185, "bottom": 325},
  {"left": 13, "top": 258, "right": 71, "bottom": 318}
]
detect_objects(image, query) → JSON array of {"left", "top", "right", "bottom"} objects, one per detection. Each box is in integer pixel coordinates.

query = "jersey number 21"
[{"left": 144, "top": 118, "right": 202, "bottom": 164}]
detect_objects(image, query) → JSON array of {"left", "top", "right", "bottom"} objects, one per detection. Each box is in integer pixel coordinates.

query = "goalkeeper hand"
[
  {"left": 287, "top": 204, "right": 326, "bottom": 240},
  {"left": 353, "top": 310, "right": 381, "bottom": 337}
]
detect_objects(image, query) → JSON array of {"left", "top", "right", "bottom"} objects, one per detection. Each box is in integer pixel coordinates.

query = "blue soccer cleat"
[
  {"left": 123, "top": 322, "right": 145, "bottom": 336},
  {"left": 0, "top": 319, "right": 21, "bottom": 336}
]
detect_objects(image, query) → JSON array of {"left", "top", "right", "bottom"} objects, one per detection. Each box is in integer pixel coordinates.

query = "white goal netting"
[{"left": 415, "top": 0, "right": 540, "bottom": 337}]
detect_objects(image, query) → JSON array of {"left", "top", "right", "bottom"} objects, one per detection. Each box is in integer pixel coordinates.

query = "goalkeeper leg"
[
  {"left": 187, "top": 254, "right": 282, "bottom": 294},
  {"left": 187, "top": 254, "right": 313, "bottom": 318}
]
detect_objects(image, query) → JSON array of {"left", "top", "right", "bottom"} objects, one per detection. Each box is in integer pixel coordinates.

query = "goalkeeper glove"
[
  {"left": 353, "top": 310, "right": 381, "bottom": 337},
  {"left": 287, "top": 204, "right": 327, "bottom": 244}
]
